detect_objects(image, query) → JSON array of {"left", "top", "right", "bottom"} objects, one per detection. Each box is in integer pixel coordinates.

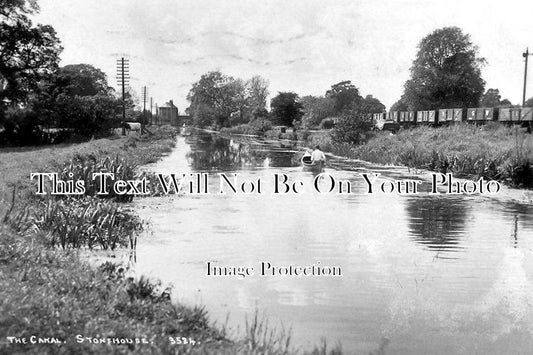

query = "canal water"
[{"left": 134, "top": 131, "right": 533, "bottom": 354}]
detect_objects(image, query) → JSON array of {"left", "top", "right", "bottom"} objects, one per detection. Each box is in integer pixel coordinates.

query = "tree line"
[
  {"left": 3, "top": 1, "right": 532, "bottom": 148},
  {"left": 0, "top": 0, "right": 140, "bottom": 146},
  {"left": 187, "top": 26, "right": 533, "bottom": 147},
  {"left": 186, "top": 72, "right": 386, "bottom": 144}
]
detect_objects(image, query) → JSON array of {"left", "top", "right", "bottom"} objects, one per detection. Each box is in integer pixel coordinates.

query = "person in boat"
[{"left": 311, "top": 145, "right": 326, "bottom": 168}]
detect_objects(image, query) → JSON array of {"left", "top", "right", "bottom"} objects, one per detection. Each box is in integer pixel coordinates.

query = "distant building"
[{"left": 158, "top": 100, "right": 179, "bottom": 125}]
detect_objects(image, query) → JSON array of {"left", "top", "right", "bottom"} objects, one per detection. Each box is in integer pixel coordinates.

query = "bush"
[
  {"left": 506, "top": 158, "right": 533, "bottom": 188},
  {"left": 220, "top": 124, "right": 263, "bottom": 136},
  {"left": 331, "top": 110, "right": 373, "bottom": 145},
  {"left": 0, "top": 108, "right": 45, "bottom": 146},
  {"left": 56, "top": 94, "right": 119, "bottom": 137},
  {"left": 249, "top": 118, "right": 272, "bottom": 131},
  {"left": 319, "top": 118, "right": 335, "bottom": 129}
]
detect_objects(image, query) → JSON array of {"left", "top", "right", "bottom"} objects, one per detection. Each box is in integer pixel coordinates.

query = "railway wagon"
[
  {"left": 446, "top": 108, "right": 456, "bottom": 122},
  {"left": 414, "top": 110, "right": 437, "bottom": 124},
  {"left": 497, "top": 107, "right": 521, "bottom": 122},
  {"left": 379, "top": 106, "right": 532, "bottom": 131},
  {"left": 372, "top": 112, "right": 386, "bottom": 122},
  {"left": 399, "top": 111, "right": 408, "bottom": 124},
  {"left": 437, "top": 108, "right": 462, "bottom": 124},
  {"left": 467, "top": 107, "right": 496, "bottom": 121},
  {"left": 417, "top": 110, "right": 428, "bottom": 123},
  {"left": 452, "top": 108, "right": 464, "bottom": 122},
  {"left": 427, "top": 110, "right": 436, "bottom": 123},
  {"left": 521, "top": 107, "right": 533, "bottom": 121},
  {"left": 498, "top": 108, "right": 512, "bottom": 122},
  {"left": 438, "top": 109, "right": 448, "bottom": 123}
]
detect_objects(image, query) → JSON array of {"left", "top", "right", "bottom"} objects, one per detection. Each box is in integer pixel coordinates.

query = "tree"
[
  {"left": 31, "top": 64, "right": 119, "bottom": 130},
  {"left": 55, "top": 94, "right": 119, "bottom": 137},
  {"left": 402, "top": 27, "right": 485, "bottom": 110},
  {"left": 360, "top": 95, "right": 386, "bottom": 113},
  {"left": 524, "top": 97, "right": 533, "bottom": 107},
  {"left": 227, "top": 78, "right": 249, "bottom": 125},
  {"left": 480, "top": 88, "right": 501, "bottom": 107},
  {"left": 390, "top": 99, "right": 409, "bottom": 112},
  {"left": 300, "top": 95, "right": 336, "bottom": 128},
  {"left": 326, "top": 81, "right": 362, "bottom": 114},
  {"left": 270, "top": 92, "right": 303, "bottom": 126},
  {"left": 187, "top": 71, "right": 246, "bottom": 127},
  {"left": 0, "top": 0, "right": 38, "bottom": 20},
  {"left": 500, "top": 98, "right": 512, "bottom": 107},
  {"left": 50, "top": 64, "right": 113, "bottom": 97},
  {"left": 248, "top": 107, "right": 272, "bottom": 132},
  {"left": 124, "top": 87, "right": 139, "bottom": 110},
  {"left": 0, "top": 2, "right": 62, "bottom": 109},
  {"left": 246, "top": 75, "right": 269, "bottom": 111}
]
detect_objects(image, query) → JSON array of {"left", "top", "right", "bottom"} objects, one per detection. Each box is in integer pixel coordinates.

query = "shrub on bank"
[
  {"left": 319, "top": 118, "right": 335, "bottom": 129},
  {"left": 331, "top": 110, "right": 374, "bottom": 146},
  {"left": 220, "top": 124, "right": 263, "bottom": 136}
]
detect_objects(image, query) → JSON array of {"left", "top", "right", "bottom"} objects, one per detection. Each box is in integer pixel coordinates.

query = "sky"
[{"left": 34, "top": 0, "right": 533, "bottom": 112}]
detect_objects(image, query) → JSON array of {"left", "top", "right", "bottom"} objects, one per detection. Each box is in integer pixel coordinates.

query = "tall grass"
[
  {"left": 54, "top": 154, "right": 138, "bottom": 202},
  {"left": 37, "top": 198, "right": 142, "bottom": 249},
  {"left": 242, "top": 310, "right": 292, "bottom": 354},
  {"left": 6, "top": 197, "right": 142, "bottom": 250},
  {"left": 306, "top": 124, "right": 533, "bottom": 188},
  {"left": 2, "top": 128, "right": 180, "bottom": 250}
]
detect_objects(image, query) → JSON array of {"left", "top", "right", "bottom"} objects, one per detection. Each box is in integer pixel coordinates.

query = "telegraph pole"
[
  {"left": 141, "top": 86, "right": 147, "bottom": 134},
  {"left": 523, "top": 48, "right": 529, "bottom": 107},
  {"left": 116, "top": 58, "right": 129, "bottom": 135},
  {"left": 150, "top": 97, "right": 153, "bottom": 125}
]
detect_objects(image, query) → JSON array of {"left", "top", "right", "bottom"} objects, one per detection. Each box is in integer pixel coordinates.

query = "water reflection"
[
  {"left": 134, "top": 132, "right": 533, "bottom": 355},
  {"left": 185, "top": 133, "right": 298, "bottom": 170},
  {"left": 498, "top": 202, "right": 533, "bottom": 230},
  {"left": 405, "top": 197, "right": 468, "bottom": 253}
]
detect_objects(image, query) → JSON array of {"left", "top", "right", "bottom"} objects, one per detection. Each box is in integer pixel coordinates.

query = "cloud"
[{"left": 36, "top": 0, "right": 533, "bottom": 110}]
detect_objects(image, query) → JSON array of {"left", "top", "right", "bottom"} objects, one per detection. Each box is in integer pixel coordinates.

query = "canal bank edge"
[{"left": 0, "top": 127, "right": 346, "bottom": 355}]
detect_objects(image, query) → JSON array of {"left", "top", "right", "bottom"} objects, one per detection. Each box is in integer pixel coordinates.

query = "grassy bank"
[
  {"left": 0, "top": 127, "right": 344, "bottom": 354},
  {"left": 306, "top": 123, "right": 533, "bottom": 188}
]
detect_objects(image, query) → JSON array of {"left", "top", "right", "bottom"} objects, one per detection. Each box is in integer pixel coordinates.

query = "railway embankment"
[{"left": 304, "top": 123, "right": 533, "bottom": 190}]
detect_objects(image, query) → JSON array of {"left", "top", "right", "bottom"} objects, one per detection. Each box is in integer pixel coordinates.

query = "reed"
[
  {"left": 54, "top": 154, "right": 138, "bottom": 202},
  {"left": 33, "top": 198, "right": 142, "bottom": 250},
  {"left": 242, "top": 310, "right": 292, "bottom": 355}
]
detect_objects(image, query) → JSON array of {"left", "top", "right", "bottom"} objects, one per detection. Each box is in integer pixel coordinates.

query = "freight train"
[{"left": 373, "top": 106, "right": 533, "bottom": 131}]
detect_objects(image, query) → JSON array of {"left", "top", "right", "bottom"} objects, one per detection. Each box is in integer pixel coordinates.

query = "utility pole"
[
  {"left": 524, "top": 48, "right": 529, "bottom": 106},
  {"left": 150, "top": 97, "right": 153, "bottom": 125},
  {"left": 141, "top": 86, "right": 147, "bottom": 134},
  {"left": 116, "top": 58, "right": 129, "bottom": 135},
  {"left": 523, "top": 48, "right": 533, "bottom": 106},
  {"left": 156, "top": 104, "right": 159, "bottom": 126}
]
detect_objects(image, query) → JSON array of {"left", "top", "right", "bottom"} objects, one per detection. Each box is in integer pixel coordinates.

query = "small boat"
[
  {"left": 180, "top": 126, "right": 192, "bottom": 136},
  {"left": 301, "top": 152, "right": 324, "bottom": 172}
]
